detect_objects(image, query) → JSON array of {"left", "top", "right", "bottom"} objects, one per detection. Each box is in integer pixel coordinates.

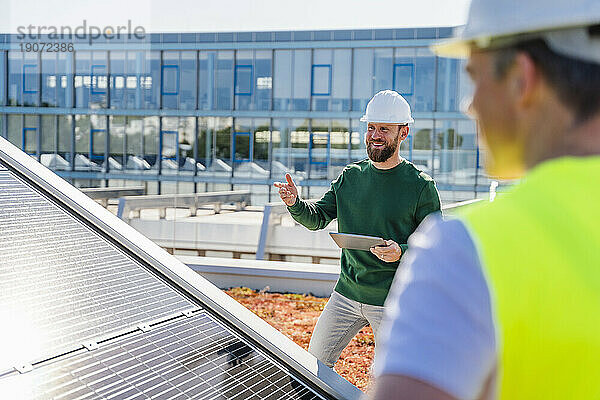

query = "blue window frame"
[
  {"left": 89, "top": 128, "right": 106, "bottom": 160},
  {"left": 161, "top": 65, "right": 179, "bottom": 95},
  {"left": 393, "top": 63, "right": 414, "bottom": 96},
  {"left": 311, "top": 64, "right": 331, "bottom": 96},
  {"left": 22, "top": 127, "right": 37, "bottom": 155},
  {"left": 23, "top": 64, "right": 38, "bottom": 94},
  {"left": 234, "top": 65, "right": 253, "bottom": 96},
  {"left": 309, "top": 132, "right": 330, "bottom": 165},
  {"left": 91, "top": 64, "right": 107, "bottom": 95},
  {"left": 232, "top": 131, "right": 252, "bottom": 163},
  {"left": 160, "top": 130, "right": 179, "bottom": 162}
]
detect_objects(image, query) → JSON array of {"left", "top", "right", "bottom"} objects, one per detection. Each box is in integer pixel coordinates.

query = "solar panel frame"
[{"left": 0, "top": 139, "right": 361, "bottom": 400}]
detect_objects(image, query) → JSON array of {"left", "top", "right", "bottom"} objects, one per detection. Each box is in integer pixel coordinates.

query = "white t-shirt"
[{"left": 373, "top": 214, "right": 497, "bottom": 400}]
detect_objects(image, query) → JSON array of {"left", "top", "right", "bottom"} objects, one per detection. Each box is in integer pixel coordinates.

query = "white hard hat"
[
  {"left": 360, "top": 90, "right": 414, "bottom": 124},
  {"left": 433, "top": 0, "right": 600, "bottom": 64}
]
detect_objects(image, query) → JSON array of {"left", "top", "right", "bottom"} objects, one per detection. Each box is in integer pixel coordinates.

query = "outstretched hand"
[{"left": 273, "top": 173, "right": 299, "bottom": 206}]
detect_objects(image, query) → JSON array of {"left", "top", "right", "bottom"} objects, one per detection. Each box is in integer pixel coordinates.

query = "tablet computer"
[{"left": 329, "top": 232, "right": 386, "bottom": 251}]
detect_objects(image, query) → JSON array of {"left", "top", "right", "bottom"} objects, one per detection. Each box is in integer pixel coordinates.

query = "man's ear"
[
  {"left": 511, "top": 52, "right": 539, "bottom": 107},
  {"left": 399, "top": 125, "right": 409, "bottom": 140}
]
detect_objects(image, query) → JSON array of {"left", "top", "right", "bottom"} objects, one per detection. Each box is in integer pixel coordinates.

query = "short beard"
[{"left": 367, "top": 133, "right": 399, "bottom": 163}]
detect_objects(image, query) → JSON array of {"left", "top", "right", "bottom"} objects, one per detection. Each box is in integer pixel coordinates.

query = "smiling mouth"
[{"left": 369, "top": 141, "right": 386, "bottom": 148}]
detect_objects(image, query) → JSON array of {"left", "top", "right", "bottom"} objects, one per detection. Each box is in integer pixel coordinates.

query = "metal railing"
[
  {"left": 80, "top": 186, "right": 146, "bottom": 207},
  {"left": 117, "top": 190, "right": 251, "bottom": 220},
  {"left": 255, "top": 197, "right": 488, "bottom": 260}
]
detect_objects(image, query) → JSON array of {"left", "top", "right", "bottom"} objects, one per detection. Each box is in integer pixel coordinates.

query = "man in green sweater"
[{"left": 274, "top": 90, "right": 441, "bottom": 368}]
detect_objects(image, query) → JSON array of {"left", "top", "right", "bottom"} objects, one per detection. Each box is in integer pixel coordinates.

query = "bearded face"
[{"left": 366, "top": 127, "right": 401, "bottom": 162}]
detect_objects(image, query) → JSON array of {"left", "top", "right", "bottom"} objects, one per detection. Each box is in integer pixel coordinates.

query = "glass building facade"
[{"left": 0, "top": 28, "right": 488, "bottom": 204}]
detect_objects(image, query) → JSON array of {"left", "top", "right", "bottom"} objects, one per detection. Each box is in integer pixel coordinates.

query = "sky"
[{"left": 1, "top": 0, "right": 471, "bottom": 33}]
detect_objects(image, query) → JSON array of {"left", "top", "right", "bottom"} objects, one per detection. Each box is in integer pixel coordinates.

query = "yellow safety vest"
[{"left": 460, "top": 156, "right": 600, "bottom": 400}]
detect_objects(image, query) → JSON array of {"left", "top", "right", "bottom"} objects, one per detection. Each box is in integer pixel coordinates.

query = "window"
[
  {"left": 331, "top": 49, "right": 351, "bottom": 111},
  {"left": 273, "top": 50, "right": 292, "bottom": 111},
  {"left": 292, "top": 50, "right": 310, "bottom": 111},
  {"left": 75, "top": 51, "right": 108, "bottom": 108},
  {"left": 235, "top": 65, "right": 253, "bottom": 96},
  {"left": 414, "top": 48, "right": 435, "bottom": 112},
  {"left": 180, "top": 51, "right": 197, "bottom": 110},
  {"left": 23, "top": 115, "right": 38, "bottom": 155},
  {"left": 311, "top": 65, "right": 331, "bottom": 96},
  {"left": 199, "top": 51, "right": 216, "bottom": 110},
  {"left": 374, "top": 48, "right": 393, "bottom": 93},
  {"left": 352, "top": 48, "right": 373, "bottom": 112},
  {"left": 41, "top": 115, "right": 57, "bottom": 154},
  {"left": 394, "top": 64, "right": 414, "bottom": 95},
  {"left": 216, "top": 51, "right": 233, "bottom": 110}
]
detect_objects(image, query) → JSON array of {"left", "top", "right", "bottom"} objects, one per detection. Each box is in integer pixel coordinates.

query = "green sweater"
[{"left": 288, "top": 158, "right": 441, "bottom": 306}]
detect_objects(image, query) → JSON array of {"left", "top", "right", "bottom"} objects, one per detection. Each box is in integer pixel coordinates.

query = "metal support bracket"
[
  {"left": 83, "top": 341, "right": 99, "bottom": 351},
  {"left": 15, "top": 363, "right": 33, "bottom": 374}
]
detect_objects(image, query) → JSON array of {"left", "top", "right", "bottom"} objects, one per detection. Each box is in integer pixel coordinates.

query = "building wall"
[{"left": 0, "top": 28, "right": 490, "bottom": 204}]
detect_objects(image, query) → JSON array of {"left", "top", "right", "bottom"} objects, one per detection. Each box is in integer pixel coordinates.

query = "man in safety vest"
[{"left": 370, "top": 0, "right": 600, "bottom": 399}]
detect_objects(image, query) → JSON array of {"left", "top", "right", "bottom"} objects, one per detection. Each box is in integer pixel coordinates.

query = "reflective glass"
[
  {"left": 292, "top": 50, "right": 310, "bottom": 111},
  {"left": 143, "top": 51, "right": 161, "bottom": 109},
  {"left": 7, "top": 114, "right": 21, "bottom": 147},
  {"left": 23, "top": 52, "right": 39, "bottom": 107},
  {"left": 254, "top": 51, "right": 272, "bottom": 111},
  {"left": 253, "top": 118, "right": 270, "bottom": 166},
  {"left": 57, "top": 115, "right": 72, "bottom": 165},
  {"left": 273, "top": 50, "right": 292, "bottom": 111},
  {"left": 331, "top": 119, "right": 350, "bottom": 169},
  {"left": 414, "top": 48, "right": 435, "bottom": 112},
  {"left": 109, "top": 115, "right": 125, "bottom": 169},
  {"left": 235, "top": 50, "right": 253, "bottom": 110},
  {"left": 125, "top": 116, "right": 142, "bottom": 159},
  {"left": 74, "top": 114, "right": 90, "bottom": 170},
  {"left": 350, "top": 118, "right": 365, "bottom": 162},
  {"left": 331, "top": 49, "right": 351, "bottom": 111},
  {"left": 143, "top": 116, "right": 159, "bottom": 168},
  {"left": 197, "top": 117, "right": 212, "bottom": 169},
  {"left": 271, "top": 119, "right": 291, "bottom": 174},
  {"left": 411, "top": 119, "right": 434, "bottom": 175},
  {"left": 75, "top": 51, "right": 108, "bottom": 108},
  {"left": 394, "top": 48, "right": 415, "bottom": 108},
  {"left": 41, "top": 52, "right": 57, "bottom": 107},
  {"left": 199, "top": 51, "right": 216, "bottom": 110},
  {"left": 40, "top": 115, "right": 56, "bottom": 154},
  {"left": 126, "top": 52, "right": 144, "bottom": 109},
  {"left": 23, "top": 115, "right": 38, "bottom": 155},
  {"left": 215, "top": 117, "right": 232, "bottom": 162},
  {"left": 310, "top": 119, "right": 329, "bottom": 180},
  {"left": 109, "top": 51, "right": 126, "bottom": 109},
  {"left": 180, "top": 51, "right": 197, "bottom": 110},
  {"left": 311, "top": 49, "right": 332, "bottom": 111},
  {"left": 216, "top": 51, "right": 233, "bottom": 110},
  {"left": 374, "top": 48, "right": 393, "bottom": 93},
  {"left": 162, "top": 51, "right": 179, "bottom": 109},
  {"left": 433, "top": 119, "right": 481, "bottom": 188},
  {"left": 352, "top": 48, "right": 373, "bottom": 112},
  {"left": 233, "top": 118, "right": 252, "bottom": 162},
  {"left": 0, "top": 51, "right": 5, "bottom": 105},
  {"left": 289, "top": 118, "right": 310, "bottom": 180},
  {"left": 436, "top": 57, "right": 459, "bottom": 111},
  {"left": 7, "top": 52, "right": 39, "bottom": 106}
]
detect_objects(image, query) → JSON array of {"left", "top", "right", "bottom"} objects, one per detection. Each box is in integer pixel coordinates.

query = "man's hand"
[
  {"left": 273, "top": 173, "right": 299, "bottom": 206},
  {"left": 370, "top": 239, "right": 402, "bottom": 263}
]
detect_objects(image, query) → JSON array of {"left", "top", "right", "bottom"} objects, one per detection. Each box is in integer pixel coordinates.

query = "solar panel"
[
  {"left": 0, "top": 168, "right": 197, "bottom": 373},
  {"left": 0, "top": 139, "right": 360, "bottom": 400},
  {"left": 0, "top": 312, "right": 325, "bottom": 399}
]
